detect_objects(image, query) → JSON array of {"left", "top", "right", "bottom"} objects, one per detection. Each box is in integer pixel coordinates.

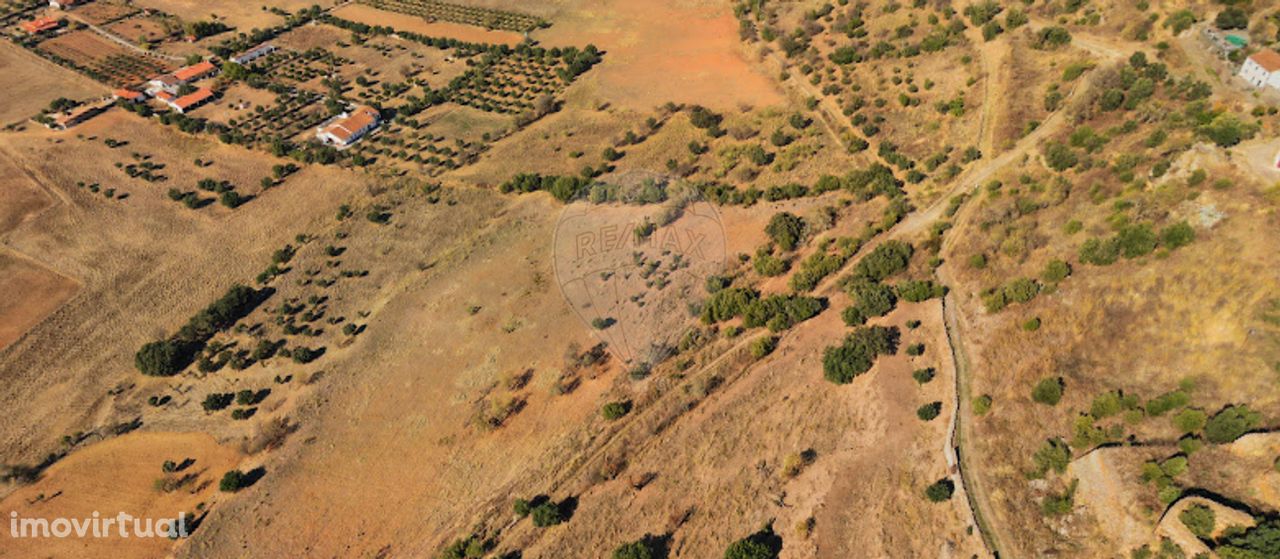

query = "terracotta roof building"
[
  {"left": 1240, "top": 49, "right": 1280, "bottom": 90},
  {"left": 21, "top": 16, "right": 60, "bottom": 34},
  {"left": 316, "top": 106, "right": 381, "bottom": 148},
  {"left": 157, "top": 88, "right": 214, "bottom": 114},
  {"left": 173, "top": 60, "right": 217, "bottom": 83},
  {"left": 113, "top": 89, "right": 147, "bottom": 102}
]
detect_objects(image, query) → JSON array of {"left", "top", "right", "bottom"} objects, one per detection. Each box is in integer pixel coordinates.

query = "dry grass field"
[{"left": 0, "top": 43, "right": 106, "bottom": 126}]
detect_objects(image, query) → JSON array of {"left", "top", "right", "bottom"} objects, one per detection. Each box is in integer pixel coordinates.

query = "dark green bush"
[
  {"left": 1032, "top": 377, "right": 1063, "bottom": 405},
  {"left": 925, "top": 478, "right": 954, "bottom": 502},
  {"left": 823, "top": 326, "right": 899, "bottom": 384}
]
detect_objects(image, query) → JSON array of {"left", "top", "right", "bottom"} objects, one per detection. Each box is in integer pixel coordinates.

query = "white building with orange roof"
[
  {"left": 316, "top": 106, "right": 381, "bottom": 148},
  {"left": 1239, "top": 48, "right": 1280, "bottom": 90}
]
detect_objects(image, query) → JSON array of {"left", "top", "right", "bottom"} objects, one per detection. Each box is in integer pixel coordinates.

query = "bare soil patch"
[
  {"left": 535, "top": 0, "right": 783, "bottom": 110},
  {"left": 0, "top": 253, "right": 79, "bottom": 351}
]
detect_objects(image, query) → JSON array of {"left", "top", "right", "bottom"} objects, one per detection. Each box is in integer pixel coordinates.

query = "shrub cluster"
[{"left": 823, "top": 326, "right": 899, "bottom": 384}]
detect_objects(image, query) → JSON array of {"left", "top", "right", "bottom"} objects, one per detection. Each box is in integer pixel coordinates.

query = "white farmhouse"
[
  {"left": 231, "top": 44, "right": 277, "bottom": 66},
  {"left": 316, "top": 106, "right": 381, "bottom": 148},
  {"left": 1239, "top": 48, "right": 1280, "bottom": 89}
]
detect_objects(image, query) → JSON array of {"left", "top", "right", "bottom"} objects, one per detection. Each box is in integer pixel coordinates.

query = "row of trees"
[{"left": 135, "top": 284, "right": 272, "bottom": 376}]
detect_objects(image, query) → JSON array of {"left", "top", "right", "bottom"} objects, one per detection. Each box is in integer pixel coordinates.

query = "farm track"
[
  {"left": 932, "top": 24, "right": 1142, "bottom": 559},
  {"left": 67, "top": 15, "right": 185, "bottom": 63}
]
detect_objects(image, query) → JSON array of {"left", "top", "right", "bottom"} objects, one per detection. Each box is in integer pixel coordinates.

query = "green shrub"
[
  {"left": 1032, "top": 438, "right": 1071, "bottom": 476},
  {"left": 602, "top": 401, "right": 632, "bottom": 421},
  {"left": 925, "top": 478, "right": 954, "bottom": 502},
  {"left": 1032, "top": 377, "right": 1063, "bottom": 405},
  {"left": 849, "top": 241, "right": 913, "bottom": 283},
  {"left": 513, "top": 498, "right": 531, "bottom": 518},
  {"left": 1204, "top": 405, "right": 1261, "bottom": 444},
  {"left": 1160, "top": 456, "right": 1188, "bottom": 478},
  {"left": 1090, "top": 391, "right": 1123, "bottom": 419},
  {"left": 1041, "top": 259, "right": 1071, "bottom": 283},
  {"left": 612, "top": 539, "right": 657, "bottom": 559},
  {"left": 917, "top": 402, "right": 942, "bottom": 421},
  {"left": 823, "top": 326, "right": 899, "bottom": 384},
  {"left": 136, "top": 340, "right": 187, "bottom": 377},
  {"left": 753, "top": 252, "right": 788, "bottom": 276},
  {"left": 905, "top": 343, "right": 925, "bottom": 356},
  {"left": 531, "top": 502, "right": 563, "bottom": 527},
  {"left": 896, "top": 279, "right": 946, "bottom": 302},
  {"left": 912, "top": 368, "right": 936, "bottom": 384},
  {"left": 1160, "top": 222, "right": 1195, "bottom": 249},
  {"left": 202, "top": 392, "right": 234, "bottom": 412},
  {"left": 1022, "top": 317, "right": 1041, "bottom": 331},
  {"left": 765, "top": 212, "right": 806, "bottom": 251},
  {"left": 973, "top": 395, "right": 993, "bottom": 415},
  {"left": 983, "top": 278, "right": 1040, "bottom": 312},
  {"left": 1173, "top": 409, "right": 1207, "bottom": 433},
  {"left": 749, "top": 336, "right": 778, "bottom": 359},
  {"left": 219, "top": 469, "right": 246, "bottom": 492},
  {"left": 1043, "top": 142, "right": 1078, "bottom": 171},
  {"left": 724, "top": 535, "right": 776, "bottom": 559},
  {"left": 1145, "top": 390, "right": 1190, "bottom": 416},
  {"left": 1216, "top": 518, "right": 1280, "bottom": 557},
  {"left": 1041, "top": 480, "right": 1077, "bottom": 516},
  {"left": 843, "top": 282, "right": 897, "bottom": 326}
]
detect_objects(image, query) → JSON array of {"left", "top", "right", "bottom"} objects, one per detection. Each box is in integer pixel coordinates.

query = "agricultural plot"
[
  {"left": 36, "top": 30, "right": 171, "bottom": 87},
  {"left": 448, "top": 52, "right": 569, "bottom": 115},
  {"left": 221, "top": 89, "right": 330, "bottom": 147},
  {"left": 66, "top": 1, "right": 139, "bottom": 26},
  {"left": 349, "top": 119, "right": 487, "bottom": 176},
  {"left": 247, "top": 47, "right": 354, "bottom": 87},
  {"left": 105, "top": 14, "right": 177, "bottom": 44},
  {"left": 0, "top": 0, "right": 42, "bottom": 28},
  {"left": 357, "top": 0, "right": 545, "bottom": 33}
]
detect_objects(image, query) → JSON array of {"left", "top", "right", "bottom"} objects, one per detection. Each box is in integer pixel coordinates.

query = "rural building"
[
  {"left": 316, "top": 106, "right": 381, "bottom": 148},
  {"left": 21, "top": 16, "right": 60, "bottom": 34},
  {"left": 49, "top": 98, "right": 114, "bottom": 130},
  {"left": 146, "top": 74, "right": 181, "bottom": 95},
  {"left": 156, "top": 88, "right": 214, "bottom": 114},
  {"left": 1203, "top": 27, "right": 1248, "bottom": 57},
  {"left": 1239, "top": 49, "right": 1280, "bottom": 89},
  {"left": 49, "top": 0, "right": 78, "bottom": 8},
  {"left": 112, "top": 89, "right": 147, "bottom": 103},
  {"left": 173, "top": 60, "right": 218, "bottom": 83},
  {"left": 231, "top": 44, "right": 277, "bottom": 65}
]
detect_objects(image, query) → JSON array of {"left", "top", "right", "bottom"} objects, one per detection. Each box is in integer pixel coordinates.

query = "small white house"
[
  {"left": 1239, "top": 48, "right": 1280, "bottom": 89},
  {"left": 231, "top": 43, "right": 277, "bottom": 65},
  {"left": 316, "top": 106, "right": 381, "bottom": 148}
]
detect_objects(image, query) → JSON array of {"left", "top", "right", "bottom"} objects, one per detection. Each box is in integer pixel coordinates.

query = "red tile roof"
[
  {"left": 322, "top": 106, "right": 380, "bottom": 143},
  {"left": 173, "top": 61, "right": 216, "bottom": 82},
  {"left": 113, "top": 88, "right": 145, "bottom": 101},
  {"left": 1250, "top": 49, "right": 1280, "bottom": 73},
  {"left": 170, "top": 88, "right": 214, "bottom": 110},
  {"left": 22, "top": 17, "right": 59, "bottom": 34}
]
